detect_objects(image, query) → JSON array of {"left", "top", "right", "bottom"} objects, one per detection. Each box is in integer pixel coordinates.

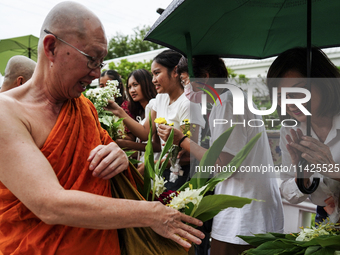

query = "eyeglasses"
[{"left": 44, "top": 29, "right": 104, "bottom": 70}]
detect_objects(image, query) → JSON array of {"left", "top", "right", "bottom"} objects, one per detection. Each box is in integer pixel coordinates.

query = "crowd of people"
[{"left": 1, "top": 1, "right": 340, "bottom": 255}]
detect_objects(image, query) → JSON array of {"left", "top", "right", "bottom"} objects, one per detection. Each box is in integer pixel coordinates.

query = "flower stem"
[{"left": 152, "top": 181, "right": 156, "bottom": 201}]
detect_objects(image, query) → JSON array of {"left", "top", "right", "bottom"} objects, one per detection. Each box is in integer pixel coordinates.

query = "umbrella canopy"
[
  {"left": 0, "top": 35, "right": 39, "bottom": 75},
  {"left": 145, "top": 0, "right": 340, "bottom": 59}
]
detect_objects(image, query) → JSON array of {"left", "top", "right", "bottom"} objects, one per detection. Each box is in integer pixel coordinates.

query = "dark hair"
[
  {"left": 153, "top": 49, "right": 182, "bottom": 77},
  {"left": 267, "top": 47, "right": 340, "bottom": 119},
  {"left": 126, "top": 69, "right": 157, "bottom": 118},
  {"left": 100, "top": 69, "right": 127, "bottom": 106},
  {"left": 177, "top": 55, "right": 228, "bottom": 78}
]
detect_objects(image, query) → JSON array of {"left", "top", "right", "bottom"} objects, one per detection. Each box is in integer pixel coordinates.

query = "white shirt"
[
  {"left": 280, "top": 114, "right": 340, "bottom": 222},
  {"left": 153, "top": 93, "right": 205, "bottom": 148},
  {"left": 209, "top": 90, "right": 284, "bottom": 244}
]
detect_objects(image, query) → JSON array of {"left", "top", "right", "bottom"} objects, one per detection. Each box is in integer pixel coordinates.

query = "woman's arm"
[
  {"left": 157, "top": 124, "right": 233, "bottom": 167},
  {"left": 105, "top": 101, "right": 157, "bottom": 141},
  {"left": 116, "top": 135, "right": 161, "bottom": 153}
]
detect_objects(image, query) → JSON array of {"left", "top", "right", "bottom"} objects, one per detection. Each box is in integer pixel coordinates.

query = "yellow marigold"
[
  {"left": 183, "top": 119, "right": 190, "bottom": 123},
  {"left": 186, "top": 130, "right": 192, "bottom": 138},
  {"left": 193, "top": 124, "right": 196, "bottom": 128},
  {"left": 154, "top": 117, "right": 167, "bottom": 124},
  {"left": 169, "top": 122, "right": 174, "bottom": 126}
]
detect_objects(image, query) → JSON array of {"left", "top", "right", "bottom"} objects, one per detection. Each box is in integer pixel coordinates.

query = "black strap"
[
  {"left": 296, "top": 158, "right": 320, "bottom": 194},
  {"left": 178, "top": 135, "right": 188, "bottom": 148}
]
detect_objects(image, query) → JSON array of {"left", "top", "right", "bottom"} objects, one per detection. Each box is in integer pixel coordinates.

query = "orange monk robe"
[{"left": 0, "top": 95, "right": 120, "bottom": 255}]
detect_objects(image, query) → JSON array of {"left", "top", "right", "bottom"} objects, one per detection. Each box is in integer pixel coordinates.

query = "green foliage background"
[
  {"left": 107, "top": 59, "right": 153, "bottom": 85},
  {"left": 105, "top": 25, "right": 164, "bottom": 60}
]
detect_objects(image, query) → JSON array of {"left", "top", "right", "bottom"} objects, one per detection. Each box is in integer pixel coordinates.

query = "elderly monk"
[
  {"left": 0, "top": 55, "right": 36, "bottom": 92},
  {"left": 0, "top": 2, "right": 204, "bottom": 254}
]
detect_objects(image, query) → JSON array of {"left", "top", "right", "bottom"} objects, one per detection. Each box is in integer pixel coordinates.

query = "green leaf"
[
  {"left": 228, "top": 131, "right": 263, "bottom": 172},
  {"left": 142, "top": 113, "right": 155, "bottom": 200},
  {"left": 159, "top": 152, "right": 171, "bottom": 177},
  {"left": 190, "top": 126, "right": 235, "bottom": 189},
  {"left": 239, "top": 233, "right": 280, "bottom": 247},
  {"left": 194, "top": 209, "right": 220, "bottom": 223},
  {"left": 269, "top": 233, "right": 289, "bottom": 239},
  {"left": 305, "top": 247, "right": 335, "bottom": 255},
  {"left": 239, "top": 233, "right": 340, "bottom": 255},
  {"left": 128, "top": 158, "right": 140, "bottom": 165},
  {"left": 305, "top": 246, "right": 322, "bottom": 255},
  {"left": 248, "top": 240, "right": 302, "bottom": 255},
  {"left": 302, "top": 235, "right": 340, "bottom": 249},
  {"left": 177, "top": 181, "right": 190, "bottom": 192},
  {"left": 204, "top": 132, "right": 262, "bottom": 193},
  {"left": 184, "top": 202, "right": 195, "bottom": 216},
  {"left": 100, "top": 115, "right": 113, "bottom": 127},
  {"left": 154, "top": 129, "right": 174, "bottom": 175},
  {"left": 143, "top": 154, "right": 153, "bottom": 200},
  {"left": 193, "top": 194, "right": 253, "bottom": 221},
  {"left": 125, "top": 150, "right": 136, "bottom": 157}
]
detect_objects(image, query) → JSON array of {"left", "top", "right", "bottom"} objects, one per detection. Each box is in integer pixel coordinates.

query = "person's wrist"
[{"left": 178, "top": 135, "right": 188, "bottom": 148}]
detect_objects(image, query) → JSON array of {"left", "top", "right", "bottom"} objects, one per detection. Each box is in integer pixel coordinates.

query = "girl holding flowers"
[
  {"left": 114, "top": 69, "right": 161, "bottom": 169},
  {"left": 105, "top": 50, "right": 205, "bottom": 190}
]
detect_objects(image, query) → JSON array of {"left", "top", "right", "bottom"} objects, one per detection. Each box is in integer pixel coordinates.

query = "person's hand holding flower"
[{"left": 158, "top": 124, "right": 186, "bottom": 145}]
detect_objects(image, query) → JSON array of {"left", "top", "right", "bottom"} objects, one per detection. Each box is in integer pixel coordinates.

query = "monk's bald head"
[
  {"left": 1, "top": 56, "right": 36, "bottom": 92},
  {"left": 38, "top": 1, "right": 106, "bottom": 51}
]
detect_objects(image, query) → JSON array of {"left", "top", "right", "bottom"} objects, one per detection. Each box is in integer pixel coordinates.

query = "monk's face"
[{"left": 53, "top": 21, "right": 107, "bottom": 99}]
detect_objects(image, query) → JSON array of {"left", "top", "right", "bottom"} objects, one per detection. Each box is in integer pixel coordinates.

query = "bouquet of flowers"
[
  {"left": 238, "top": 221, "right": 340, "bottom": 254},
  {"left": 154, "top": 118, "right": 193, "bottom": 183},
  {"left": 142, "top": 115, "right": 262, "bottom": 222},
  {"left": 85, "top": 80, "right": 126, "bottom": 140}
]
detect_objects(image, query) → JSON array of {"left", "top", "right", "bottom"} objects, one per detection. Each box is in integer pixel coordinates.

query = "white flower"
[
  {"left": 154, "top": 174, "right": 167, "bottom": 197},
  {"left": 85, "top": 80, "right": 122, "bottom": 115},
  {"left": 84, "top": 79, "right": 126, "bottom": 140},
  {"left": 168, "top": 185, "right": 207, "bottom": 210},
  {"left": 296, "top": 224, "right": 335, "bottom": 241}
]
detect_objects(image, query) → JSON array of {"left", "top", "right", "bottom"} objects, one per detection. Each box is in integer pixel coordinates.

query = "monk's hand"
[
  {"left": 150, "top": 202, "right": 204, "bottom": 249},
  {"left": 87, "top": 142, "right": 128, "bottom": 179}
]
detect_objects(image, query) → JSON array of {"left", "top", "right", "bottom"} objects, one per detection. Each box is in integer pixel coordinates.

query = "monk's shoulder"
[
  {"left": 0, "top": 93, "right": 22, "bottom": 118},
  {"left": 0, "top": 93, "right": 29, "bottom": 129}
]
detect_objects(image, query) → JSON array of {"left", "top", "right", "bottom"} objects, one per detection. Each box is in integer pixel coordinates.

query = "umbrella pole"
[
  {"left": 296, "top": 0, "right": 320, "bottom": 194},
  {"left": 185, "top": 33, "right": 194, "bottom": 78},
  {"left": 306, "top": 0, "right": 311, "bottom": 137},
  {"left": 29, "top": 35, "right": 32, "bottom": 59}
]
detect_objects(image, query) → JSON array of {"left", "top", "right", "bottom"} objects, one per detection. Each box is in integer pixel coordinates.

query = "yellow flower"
[
  {"left": 183, "top": 119, "right": 189, "bottom": 123},
  {"left": 186, "top": 130, "right": 192, "bottom": 138},
  {"left": 193, "top": 124, "right": 196, "bottom": 128},
  {"left": 154, "top": 117, "right": 167, "bottom": 124},
  {"left": 169, "top": 122, "right": 174, "bottom": 126}
]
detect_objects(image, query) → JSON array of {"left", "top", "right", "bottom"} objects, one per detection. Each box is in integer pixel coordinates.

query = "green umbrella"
[
  {"left": 145, "top": 0, "right": 340, "bottom": 60},
  {"left": 145, "top": 0, "right": 340, "bottom": 193},
  {"left": 0, "top": 35, "right": 39, "bottom": 75}
]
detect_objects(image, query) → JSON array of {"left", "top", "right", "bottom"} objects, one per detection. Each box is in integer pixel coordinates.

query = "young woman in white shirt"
[
  {"left": 114, "top": 69, "right": 161, "bottom": 170},
  {"left": 106, "top": 50, "right": 205, "bottom": 190},
  {"left": 267, "top": 47, "right": 340, "bottom": 224}
]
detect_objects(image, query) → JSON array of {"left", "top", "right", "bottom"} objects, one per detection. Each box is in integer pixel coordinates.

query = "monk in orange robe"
[
  {"left": 0, "top": 96, "right": 121, "bottom": 254},
  {"left": 0, "top": 2, "right": 204, "bottom": 254}
]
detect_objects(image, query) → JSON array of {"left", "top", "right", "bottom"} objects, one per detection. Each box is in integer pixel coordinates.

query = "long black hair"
[
  {"left": 153, "top": 49, "right": 182, "bottom": 81},
  {"left": 127, "top": 69, "right": 157, "bottom": 119}
]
